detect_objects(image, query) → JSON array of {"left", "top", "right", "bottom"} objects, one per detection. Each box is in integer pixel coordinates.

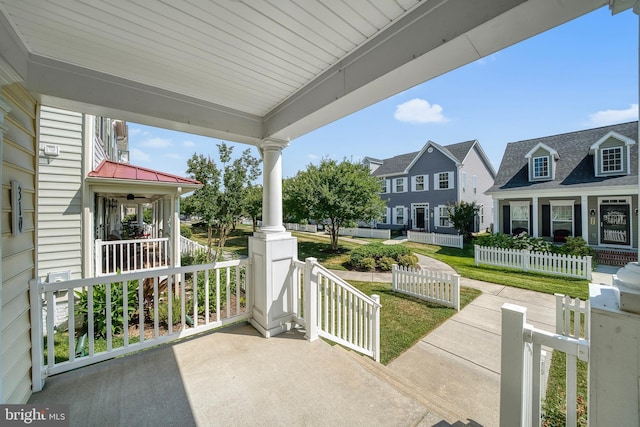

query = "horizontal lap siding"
[
  {"left": 37, "top": 106, "right": 84, "bottom": 281},
  {"left": 1, "top": 83, "right": 37, "bottom": 404}
]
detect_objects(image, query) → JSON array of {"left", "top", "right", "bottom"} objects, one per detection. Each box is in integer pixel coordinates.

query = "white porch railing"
[
  {"left": 407, "top": 230, "right": 463, "bottom": 248},
  {"left": 500, "top": 302, "right": 589, "bottom": 427},
  {"left": 179, "top": 235, "right": 208, "bottom": 256},
  {"left": 475, "top": 246, "right": 592, "bottom": 280},
  {"left": 284, "top": 222, "right": 318, "bottom": 233},
  {"left": 338, "top": 227, "right": 390, "bottom": 239},
  {"left": 392, "top": 265, "right": 460, "bottom": 311},
  {"left": 96, "top": 237, "right": 170, "bottom": 276},
  {"left": 30, "top": 259, "right": 250, "bottom": 392},
  {"left": 292, "top": 257, "right": 381, "bottom": 362}
]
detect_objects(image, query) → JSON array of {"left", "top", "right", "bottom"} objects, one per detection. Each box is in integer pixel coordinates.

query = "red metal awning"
[{"left": 88, "top": 160, "right": 201, "bottom": 186}]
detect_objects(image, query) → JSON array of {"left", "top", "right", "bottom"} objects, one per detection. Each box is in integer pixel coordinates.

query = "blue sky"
[{"left": 128, "top": 6, "right": 638, "bottom": 181}]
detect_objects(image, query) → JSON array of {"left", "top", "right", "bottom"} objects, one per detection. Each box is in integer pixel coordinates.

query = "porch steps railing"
[
  {"left": 30, "top": 259, "right": 250, "bottom": 392},
  {"left": 179, "top": 235, "right": 208, "bottom": 257},
  {"left": 96, "top": 237, "right": 170, "bottom": 276},
  {"left": 500, "top": 299, "right": 589, "bottom": 427},
  {"left": 407, "top": 230, "right": 463, "bottom": 249},
  {"left": 475, "top": 246, "right": 592, "bottom": 280},
  {"left": 292, "top": 257, "right": 381, "bottom": 361}
]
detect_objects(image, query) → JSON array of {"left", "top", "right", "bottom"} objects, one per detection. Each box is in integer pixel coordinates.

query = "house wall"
[
  {"left": 459, "top": 145, "right": 495, "bottom": 232},
  {"left": 1, "top": 83, "right": 37, "bottom": 404},
  {"left": 37, "top": 106, "right": 84, "bottom": 281}
]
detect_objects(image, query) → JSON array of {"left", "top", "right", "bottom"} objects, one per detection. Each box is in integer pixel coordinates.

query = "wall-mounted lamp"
[
  {"left": 590, "top": 209, "right": 596, "bottom": 216},
  {"left": 636, "top": 209, "right": 638, "bottom": 216}
]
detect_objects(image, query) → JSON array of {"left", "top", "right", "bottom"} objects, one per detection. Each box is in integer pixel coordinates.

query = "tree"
[
  {"left": 286, "top": 158, "right": 386, "bottom": 251},
  {"left": 243, "top": 184, "right": 262, "bottom": 232},
  {"left": 446, "top": 201, "right": 480, "bottom": 241},
  {"left": 186, "top": 143, "right": 261, "bottom": 260}
]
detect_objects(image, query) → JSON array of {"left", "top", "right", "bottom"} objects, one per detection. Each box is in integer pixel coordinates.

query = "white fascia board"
[
  {"left": 489, "top": 185, "right": 637, "bottom": 200},
  {"left": 86, "top": 178, "right": 202, "bottom": 194},
  {"left": 525, "top": 142, "right": 559, "bottom": 159},
  {"left": 590, "top": 131, "right": 636, "bottom": 153}
]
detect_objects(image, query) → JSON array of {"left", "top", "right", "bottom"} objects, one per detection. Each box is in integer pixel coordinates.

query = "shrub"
[
  {"left": 75, "top": 277, "right": 139, "bottom": 339},
  {"left": 359, "top": 257, "right": 377, "bottom": 271},
  {"left": 152, "top": 295, "right": 193, "bottom": 327},
  {"left": 378, "top": 256, "right": 395, "bottom": 271},
  {"left": 180, "top": 224, "right": 192, "bottom": 238},
  {"left": 474, "top": 232, "right": 513, "bottom": 249},
  {"left": 557, "top": 236, "right": 595, "bottom": 258},
  {"left": 398, "top": 254, "right": 418, "bottom": 268}
]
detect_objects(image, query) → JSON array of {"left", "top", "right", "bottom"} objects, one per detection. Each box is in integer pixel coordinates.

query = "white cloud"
[
  {"left": 476, "top": 53, "right": 499, "bottom": 65},
  {"left": 130, "top": 147, "right": 151, "bottom": 162},
  {"left": 140, "top": 137, "right": 172, "bottom": 148},
  {"left": 128, "top": 127, "right": 142, "bottom": 136},
  {"left": 307, "top": 153, "right": 320, "bottom": 160},
  {"left": 588, "top": 104, "right": 638, "bottom": 126},
  {"left": 394, "top": 98, "right": 448, "bottom": 124},
  {"left": 183, "top": 140, "right": 195, "bottom": 147},
  {"left": 164, "top": 153, "right": 182, "bottom": 160}
]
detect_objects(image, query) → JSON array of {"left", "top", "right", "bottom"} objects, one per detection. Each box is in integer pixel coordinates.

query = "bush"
[
  {"left": 378, "top": 256, "right": 395, "bottom": 271},
  {"left": 557, "top": 236, "right": 595, "bottom": 258},
  {"left": 180, "top": 224, "right": 192, "bottom": 238},
  {"left": 152, "top": 295, "right": 193, "bottom": 327},
  {"left": 359, "top": 257, "right": 377, "bottom": 271},
  {"left": 398, "top": 254, "right": 418, "bottom": 268}
]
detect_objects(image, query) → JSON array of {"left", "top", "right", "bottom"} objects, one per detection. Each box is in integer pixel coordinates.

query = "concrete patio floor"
[{"left": 29, "top": 323, "right": 454, "bottom": 427}]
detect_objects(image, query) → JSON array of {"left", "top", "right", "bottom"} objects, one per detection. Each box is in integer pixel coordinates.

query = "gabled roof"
[
  {"left": 370, "top": 139, "right": 484, "bottom": 177},
  {"left": 589, "top": 130, "right": 636, "bottom": 154},
  {"left": 487, "top": 121, "right": 638, "bottom": 194},
  {"left": 524, "top": 142, "right": 559, "bottom": 159},
  {"left": 87, "top": 160, "right": 202, "bottom": 189}
]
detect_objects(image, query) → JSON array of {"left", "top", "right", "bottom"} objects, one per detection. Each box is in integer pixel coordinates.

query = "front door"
[
  {"left": 600, "top": 203, "right": 631, "bottom": 246},
  {"left": 416, "top": 207, "right": 425, "bottom": 230}
]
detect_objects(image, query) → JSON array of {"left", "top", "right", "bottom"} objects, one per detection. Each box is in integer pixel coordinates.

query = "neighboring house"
[
  {"left": 36, "top": 106, "right": 201, "bottom": 282},
  {"left": 486, "top": 121, "right": 638, "bottom": 251},
  {"left": 365, "top": 140, "right": 496, "bottom": 234}
]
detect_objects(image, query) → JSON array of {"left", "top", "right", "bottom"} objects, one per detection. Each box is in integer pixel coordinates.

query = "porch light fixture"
[{"left": 590, "top": 209, "right": 596, "bottom": 216}]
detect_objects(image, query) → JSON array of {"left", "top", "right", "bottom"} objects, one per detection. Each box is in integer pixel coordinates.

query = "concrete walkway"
[{"left": 332, "top": 246, "right": 617, "bottom": 427}]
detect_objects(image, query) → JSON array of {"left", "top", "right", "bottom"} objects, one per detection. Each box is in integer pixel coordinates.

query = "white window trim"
[
  {"left": 394, "top": 205, "right": 406, "bottom": 225},
  {"left": 436, "top": 205, "right": 453, "bottom": 228},
  {"left": 461, "top": 171, "right": 466, "bottom": 192},
  {"left": 393, "top": 177, "right": 407, "bottom": 193},
  {"left": 509, "top": 201, "right": 530, "bottom": 234},
  {"left": 472, "top": 175, "right": 477, "bottom": 194},
  {"left": 411, "top": 174, "right": 428, "bottom": 192},
  {"left": 550, "top": 200, "right": 574, "bottom": 236},
  {"left": 434, "top": 171, "right": 454, "bottom": 190},
  {"left": 600, "top": 146, "right": 623, "bottom": 174},
  {"left": 532, "top": 155, "right": 550, "bottom": 179}
]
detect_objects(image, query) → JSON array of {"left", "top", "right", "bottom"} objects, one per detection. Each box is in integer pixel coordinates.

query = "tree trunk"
[
  {"left": 252, "top": 217, "right": 257, "bottom": 232},
  {"left": 206, "top": 225, "right": 214, "bottom": 262}
]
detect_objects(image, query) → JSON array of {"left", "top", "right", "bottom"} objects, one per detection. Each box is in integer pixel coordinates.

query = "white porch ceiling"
[{"left": 0, "top": 0, "right": 613, "bottom": 146}]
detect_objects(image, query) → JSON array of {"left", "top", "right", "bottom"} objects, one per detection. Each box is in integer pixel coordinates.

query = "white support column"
[
  {"left": 493, "top": 198, "right": 500, "bottom": 233},
  {"left": 532, "top": 196, "right": 539, "bottom": 237},
  {"left": 581, "top": 195, "right": 588, "bottom": 242},
  {"left": 137, "top": 203, "right": 144, "bottom": 226},
  {"left": 249, "top": 138, "right": 298, "bottom": 337},
  {"left": 172, "top": 188, "right": 181, "bottom": 267},
  {"left": 162, "top": 197, "right": 171, "bottom": 238}
]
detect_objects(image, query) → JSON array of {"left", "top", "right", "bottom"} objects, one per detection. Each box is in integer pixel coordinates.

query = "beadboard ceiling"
[{"left": 0, "top": 0, "right": 611, "bottom": 145}]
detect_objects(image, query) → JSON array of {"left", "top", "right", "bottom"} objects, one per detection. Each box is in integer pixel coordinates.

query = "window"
[
  {"left": 602, "top": 147, "right": 622, "bottom": 173},
  {"left": 395, "top": 206, "right": 405, "bottom": 225},
  {"left": 472, "top": 175, "right": 477, "bottom": 194},
  {"left": 394, "top": 177, "right": 407, "bottom": 193},
  {"left": 411, "top": 175, "right": 428, "bottom": 191},
  {"left": 462, "top": 172, "right": 466, "bottom": 192},
  {"left": 551, "top": 203, "right": 573, "bottom": 235},
  {"left": 479, "top": 205, "right": 484, "bottom": 225},
  {"left": 381, "top": 208, "right": 389, "bottom": 224},
  {"left": 510, "top": 202, "right": 529, "bottom": 234},
  {"left": 380, "top": 178, "right": 388, "bottom": 193},
  {"left": 533, "top": 156, "right": 549, "bottom": 178},
  {"left": 415, "top": 175, "right": 425, "bottom": 191},
  {"left": 434, "top": 172, "right": 454, "bottom": 190},
  {"left": 438, "top": 206, "right": 452, "bottom": 227}
]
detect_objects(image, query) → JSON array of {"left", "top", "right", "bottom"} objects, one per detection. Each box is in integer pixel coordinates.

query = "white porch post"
[
  {"left": 173, "top": 188, "right": 181, "bottom": 267},
  {"left": 493, "top": 198, "right": 500, "bottom": 233},
  {"left": 248, "top": 138, "right": 298, "bottom": 337},
  {"left": 581, "top": 195, "right": 588, "bottom": 242},
  {"left": 532, "top": 196, "right": 539, "bottom": 237},
  {"left": 137, "top": 203, "right": 144, "bottom": 227}
]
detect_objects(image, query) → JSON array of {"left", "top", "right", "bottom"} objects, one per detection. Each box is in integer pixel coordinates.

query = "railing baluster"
[
  {"left": 205, "top": 269, "right": 210, "bottom": 324},
  {"left": 106, "top": 281, "right": 113, "bottom": 351},
  {"left": 153, "top": 277, "right": 159, "bottom": 338}
]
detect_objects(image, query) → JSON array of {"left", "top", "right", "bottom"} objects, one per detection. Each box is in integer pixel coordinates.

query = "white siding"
[
  {"left": 37, "top": 106, "right": 84, "bottom": 281},
  {"left": 1, "top": 83, "right": 37, "bottom": 404}
]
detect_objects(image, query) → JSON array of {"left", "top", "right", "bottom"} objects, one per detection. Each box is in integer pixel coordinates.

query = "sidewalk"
[{"left": 332, "top": 249, "right": 616, "bottom": 426}]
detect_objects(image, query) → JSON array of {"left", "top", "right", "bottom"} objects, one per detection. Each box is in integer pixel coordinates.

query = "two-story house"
[
  {"left": 365, "top": 140, "right": 496, "bottom": 234},
  {"left": 486, "top": 121, "right": 638, "bottom": 258}
]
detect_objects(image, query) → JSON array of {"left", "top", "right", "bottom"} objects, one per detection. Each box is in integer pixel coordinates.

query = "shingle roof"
[
  {"left": 487, "top": 121, "right": 638, "bottom": 193},
  {"left": 369, "top": 140, "right": 477, "bottom": 176}
]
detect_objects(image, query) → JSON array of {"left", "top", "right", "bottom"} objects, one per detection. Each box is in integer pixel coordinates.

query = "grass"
[
  {"left": 348, "top": 280, "right": 481, "bottom": 365},
  {"left": 403, "top": 241, "right": 590, "bottom": 300},
  {"left": 45, "top": 331, "right": 140, "bottom": 364},
  {"left": 189, "top": 224, "right": 254, "bottom": 257},
  {"left": 293, "top": 231, "right": 363, "bottom": 270},
  {"left": 543, "top": 351, "right": 588, "bottom": 426}
]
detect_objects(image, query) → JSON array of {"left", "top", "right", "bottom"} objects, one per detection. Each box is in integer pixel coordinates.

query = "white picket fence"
[
  {"left": 180, "top": 235, "right": 208, "bottom": 256},
  {"left": 30, "top": 258, "right": 251, "bottom": 391},
  {"left": 291, "top": 257, "right": 381, "bottom": 362},
  {"left": 500, "top": 295, "right": 590, "bottom": 427},
  {"left": 96, "top": 237, "right": 170, "bottom": 276},
  {"left": 338, "top": 227, "right": 390, "bottom": 239},
  {"left": 284, "top": 222, "right": 318, "bottom": 233},
  {"left": 407, "top": 230, "right": 463, "bottom": 249},
  {"left": 474, "top": 245, "right": 592, "bottom": 280},
  {"left": 392, "top": 265, "right": 460, "bottom": 311}
]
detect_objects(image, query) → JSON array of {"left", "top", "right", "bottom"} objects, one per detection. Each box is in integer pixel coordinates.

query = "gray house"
[
  {"left": 365, "top": 140, "right": 496, "bottom": 234},
  {"left": 486, "top": 121, "right": 638, "bottom": 263}
]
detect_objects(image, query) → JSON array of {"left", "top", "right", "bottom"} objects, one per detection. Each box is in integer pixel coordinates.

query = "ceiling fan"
[{"left": 126, "top": 193, "right": 146, "bottom": 200}]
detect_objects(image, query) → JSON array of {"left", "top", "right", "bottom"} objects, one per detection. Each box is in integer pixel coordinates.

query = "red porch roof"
[{"left": 88, "top": 160, "right": 201, "bottom": 185}]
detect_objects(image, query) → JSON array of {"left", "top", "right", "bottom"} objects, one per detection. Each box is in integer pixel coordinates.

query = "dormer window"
[
  {"left": 533, "top": 156, "right": 549, "bottom": 179},
  {"left": 601, "top": 147, "right": 622, "bottom": 173}
]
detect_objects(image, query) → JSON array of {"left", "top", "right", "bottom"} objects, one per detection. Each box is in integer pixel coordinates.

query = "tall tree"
[
  {"left": 186, "top": 143, "right": 261, "bottom": 260},
  {"left": 243, "top": 184, "right": 263, "bottom": 232},
  {"left": 286, "top": 158, "right": 386, "bottom": 251}
]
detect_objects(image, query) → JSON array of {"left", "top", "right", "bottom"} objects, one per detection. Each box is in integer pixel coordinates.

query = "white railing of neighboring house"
[
  {"left": 30, "top": 258, "right": 251, "bottom": 392},
  {"left": 500, "top": 301, "right": 589, "bottom": 427},
  {"left": 474, "top": 246, "right": 592, "bottom": 280},
  {"left": 96, "top": 237, "right": 170, "bottom": 276},
  {"left": 292, "top": 257, "right": 381, "bottom": 362},
  {"left": 180, "top": 235, "right": 208, "bottom": 257},
  {"left": 392, "top": 265, "right": 460, "bottom": 311},
  {"left": 407, "top": 230, "right": 463, "bottom": 249},
  {"left": 338, "top": 227, "right": 390, "bottom": 239},
  {"left": 284, "top": 222, "right": 318, "bottom": 233}
]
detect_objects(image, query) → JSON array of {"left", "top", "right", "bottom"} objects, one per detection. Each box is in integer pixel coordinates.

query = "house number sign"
[{"left": 12, "top": 180, "right": 23, "bottom": 235}]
